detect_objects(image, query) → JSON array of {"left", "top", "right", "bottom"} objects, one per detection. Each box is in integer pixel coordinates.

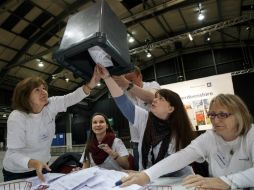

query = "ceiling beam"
[
  {"left": 141, "top": 40, "right": 254, "bottom": 70},
  {"left": 122, "top": 0, "right": 206, "bottom": 27},
  {"left": 0, "top": 0, "right": 91, "bottom": 85},
  {"left": 130, "top": 15, "right": 254, "bottom": 55}
]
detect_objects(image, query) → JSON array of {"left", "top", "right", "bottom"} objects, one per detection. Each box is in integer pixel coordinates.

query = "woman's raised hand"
[
  {"left": 87, "top": 65, "right": 101, "bottom": 89},
  {"left": 95, "top": 64, "right": 110, "bottom": 80}
]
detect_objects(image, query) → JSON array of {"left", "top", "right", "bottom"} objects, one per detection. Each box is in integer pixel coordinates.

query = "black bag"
[{"left": 50, "top": 152, "right": 82, "bottom": 174}]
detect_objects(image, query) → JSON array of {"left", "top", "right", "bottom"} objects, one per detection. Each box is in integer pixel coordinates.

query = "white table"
[{"left": 148, "top": 177, "right": 192, "bottom": 190}]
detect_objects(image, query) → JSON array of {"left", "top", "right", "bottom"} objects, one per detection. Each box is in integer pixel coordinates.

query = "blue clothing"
[{"left": 114, "top": 94, "right": 135, "bottom": 123}]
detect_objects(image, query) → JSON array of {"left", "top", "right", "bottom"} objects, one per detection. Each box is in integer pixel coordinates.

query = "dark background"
[{"left": 0, "top": 46, "right": 253, "bottom": 145}]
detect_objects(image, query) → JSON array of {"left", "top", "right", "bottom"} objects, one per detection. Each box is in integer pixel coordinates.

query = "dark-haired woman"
[
  {"left": 80, "top": 113, "right": 129, "bottom": 170},
  {"left": 2, "top": 71, "right": 100, "bottom": 182},
  {"left": 96, "top": 65, "right": 195, "bottom": 176}
]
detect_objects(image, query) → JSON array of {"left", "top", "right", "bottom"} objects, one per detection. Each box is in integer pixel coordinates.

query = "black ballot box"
[{"left": 53, "top": 0, "right": 133, "bottom": 81}]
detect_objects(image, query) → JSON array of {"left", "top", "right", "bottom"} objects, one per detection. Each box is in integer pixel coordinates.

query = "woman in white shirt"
[
  {"left": 96, "top": 65, "right": 195, "bottom": 177},
  {"left": 2, "top": 71, "right": 100, "bottom": 182},
  {"left": 80, "top": 113, "right": 130, "bottom": 170},
  {"left": 120, "top": 94, "right": 254, "bottom": 189}
]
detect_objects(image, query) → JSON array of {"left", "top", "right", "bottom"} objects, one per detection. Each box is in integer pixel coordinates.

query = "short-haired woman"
[{"left": 2, "top": 71, "right": 100, "bottom": 182}]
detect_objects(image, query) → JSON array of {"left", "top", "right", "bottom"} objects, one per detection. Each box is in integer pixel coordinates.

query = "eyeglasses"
[{"left": 207, "top": 112, "right": 232, "bottom": 119}]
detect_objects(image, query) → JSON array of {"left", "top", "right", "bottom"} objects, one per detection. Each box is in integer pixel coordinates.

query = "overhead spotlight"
[
  {"left": 52, "top": 75, "right": 56, "bottom": 80},
  {"left": 204, "top": 33, "right": 211, "bottom": 42},
  {"left": 188, "top": 33, "right": 193, "bottom": 41},
  {"left": 128, "top": 37, "right": 135, "bottom": 43},
  {"left": 38, "top": 61, "right": 44, "bottom": 67},
  {"left": 65, "top": 77, "right": 69, "bottom": 82},
  {"left": 97, "top": 82, "right": 101, "bottom": 87},
  {"left": 246, "top": 26, "right": 250, "bottom": 31},
  {"left": 3, "top": 114, "right": 7, "bottom": 118},
  {"left": 198, "top": 12, "right": 204, "bottom": 20},
  {"left": 197, "top": 3, "right": 204, "bottom": 21},
  {"left": 146, "top": 52, "right": 152, "bottom": 58}
]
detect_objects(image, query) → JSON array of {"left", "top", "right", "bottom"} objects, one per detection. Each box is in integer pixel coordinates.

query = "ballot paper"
[
  {"left": 26, "top": 167, "right": 142, "bottom": 190},
  {"left": 88, "top": 46, "right": 114, "bottom": 67}
]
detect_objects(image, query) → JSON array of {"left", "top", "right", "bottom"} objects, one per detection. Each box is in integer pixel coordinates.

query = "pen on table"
[{"left": 113, "top": 179, "right": 123, "bottom": 187}]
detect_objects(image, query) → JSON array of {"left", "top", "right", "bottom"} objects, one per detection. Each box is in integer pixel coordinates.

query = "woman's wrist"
[
  {"left": 83, "top": 83, "right": 93, "bottom": 93},
  {"left": 86, "top": 83, "right": 93, "bottom": 90},
  {"left": 103, "top": 74, "right": 111, "bottom": 80}
]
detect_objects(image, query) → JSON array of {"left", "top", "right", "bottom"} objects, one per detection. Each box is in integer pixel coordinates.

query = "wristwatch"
[{"left": 126, "top": 82, "right": 134, "bottom": 91}]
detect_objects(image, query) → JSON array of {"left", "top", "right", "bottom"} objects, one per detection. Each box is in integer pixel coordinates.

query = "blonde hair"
[{"left": 209, "top": 94, "right": 253, "bottom": 135}]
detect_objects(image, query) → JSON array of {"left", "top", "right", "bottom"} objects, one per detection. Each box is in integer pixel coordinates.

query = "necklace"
[{"left": 229, "top": 149, "right": 234, "bottom": 155}]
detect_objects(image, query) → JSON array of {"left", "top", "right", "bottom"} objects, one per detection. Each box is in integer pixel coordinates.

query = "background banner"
[{"left": 161, "top": 73, "right": 234, "bottom": 130}]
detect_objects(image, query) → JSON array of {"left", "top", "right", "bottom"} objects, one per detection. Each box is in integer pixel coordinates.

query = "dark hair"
[
  {"left": 84, "top": 113, "right": 114, "bottom": 162},
  {"left": 154, "top": 89, "right": 195, "bottom": 151},
  {"left": 12, "top": 77, "right": 48, "bottom": 113}
]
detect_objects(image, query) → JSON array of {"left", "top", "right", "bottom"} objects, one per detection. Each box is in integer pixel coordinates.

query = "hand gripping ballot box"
[{"left": 53, "top": 0, "right": 133, "bottom": 81}]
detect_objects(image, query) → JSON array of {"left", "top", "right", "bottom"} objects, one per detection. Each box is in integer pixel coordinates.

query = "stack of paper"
[{"left": 27, "top": 167, "right": 141, "bottom": 190}]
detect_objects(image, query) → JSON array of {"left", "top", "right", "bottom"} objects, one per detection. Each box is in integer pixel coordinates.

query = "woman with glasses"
[
  {"left": 120, "top": 94, "right": 254, "bottom": 189},
  {"left": 96, "top": 65, "right": 195, "bottom": 176}
]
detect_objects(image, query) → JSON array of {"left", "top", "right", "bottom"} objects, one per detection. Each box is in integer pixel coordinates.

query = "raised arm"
[
  {"left": 82, "top": 66, "right": 101, "bottom": 94},
  {"left": 96, "top": 65, "right": 135, "bottom": 123},
  {"left": 112, "top": 75, "right": 157, "bottom": 104},
  {"left": 96, "top": 65, "right": 124, "bottom": 97}
]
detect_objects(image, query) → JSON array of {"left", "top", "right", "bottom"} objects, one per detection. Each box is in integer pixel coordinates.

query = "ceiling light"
[
  {"left": 65, "top": 77, "right": 69, "bottom": 82},
  {"left": 188, "top": 33, "right": 193, "bottom": 41},
  {"left": 128, "top": 37, "right": 135, "bottom": 43},
  {"left": 97, "top": 82, "right": 101, "bottom": 87},
  {"left": 3, "top": 114, "right": 7, "bottom": 118},
  {"left": 38, "top": 61, "right": 44, "bottom": 67},
  {"left": 204, "top": 33, "right": 211, "bottom": 42},
  {"left": 52, "top": 75, "right": 56, "bottom": 80},
  {"left": 146, "top": 52, "right": 152, "bottom": 58},
  {"left": 198, "top": 12, "right": 204, "bottom": 21}
]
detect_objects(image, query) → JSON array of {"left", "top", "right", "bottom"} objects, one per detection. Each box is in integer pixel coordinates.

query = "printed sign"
[{"left": 161, "top": 73, "right": 234, "bottom": 130}]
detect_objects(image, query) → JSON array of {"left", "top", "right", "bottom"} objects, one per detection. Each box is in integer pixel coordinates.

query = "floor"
[{"left": 0, "top": 151, "right": 5, "bottom": 182}]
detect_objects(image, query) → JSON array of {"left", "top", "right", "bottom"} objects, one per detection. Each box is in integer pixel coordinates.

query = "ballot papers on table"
[{"left": 26, "top": 167, "right": 141, "bottom": 190}]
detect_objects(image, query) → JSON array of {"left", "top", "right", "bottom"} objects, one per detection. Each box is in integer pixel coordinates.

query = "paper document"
[
  {"left": 150, "top": 177, "right": 195, "bottom": 190},
  {"left": 88, "top": 46, "right": 114, "bottom": 67},
  {"left": 26, "top": 167, "right": 141, "bottom": 190}
]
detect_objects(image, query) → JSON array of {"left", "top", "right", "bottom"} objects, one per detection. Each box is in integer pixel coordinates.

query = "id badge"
[
  {"left": 40, "top": 132, "right": 49, "bottom": 142},
  {"left": 214, "top": 150, "right": 229, "bottom": 168}
]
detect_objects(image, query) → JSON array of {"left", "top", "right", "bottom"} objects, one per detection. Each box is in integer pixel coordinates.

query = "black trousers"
[
  {"left": 2, "top": 168, "right": 37, "bottom": 182},
  {"left": 131, "top": 142, "right": 139, "bottom": 171}
]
